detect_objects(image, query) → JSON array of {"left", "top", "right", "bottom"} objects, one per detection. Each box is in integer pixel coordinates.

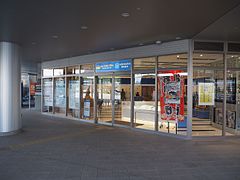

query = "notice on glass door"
[
  {"left": 198, "top": 82, "right": 215, "bottom": 106},
  {"left": 84, "top": 99, "right": 91, "bottom": 118},
  {"left": 43, "top": 80, "right": 53, "bottom": 106}
]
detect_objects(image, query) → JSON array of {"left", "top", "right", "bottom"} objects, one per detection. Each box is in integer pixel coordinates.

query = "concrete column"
[{"left": 0, "top": 42, "right": 21, "bottom": 136}]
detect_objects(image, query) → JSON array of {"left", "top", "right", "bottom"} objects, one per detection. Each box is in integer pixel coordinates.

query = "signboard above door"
[{"left": 95, "top": 59, "right": 131, "bottom": 73}]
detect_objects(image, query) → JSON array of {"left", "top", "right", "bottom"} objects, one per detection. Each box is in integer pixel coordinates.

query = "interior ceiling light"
[
  {"left": 177, "top": 55, "right": 180, "bottom": 58},
  {"left": 200, "top": 54, "right": 203, "bottom": 57},
  {"left": 52, "top": 35, "right": 59, "bottom": 39},
  {"left": 81, "top": 26, "right": 88, "bottom": 30},
  {"left": 136, "top": 7, "right": 141, "bottom": 10},
  {"left": 156, "top": 40, "right": 162, "bottom": 44},
  {"left": 110, "top": 48, "right": 115, "bottom": 51},
  {"left": 175, "top": 37, "right": 181, "bottom": 40},
  {"left": 231, "top": 55, "right": 234, "bottom": 58},
  {"left": 121, "top": 12, "right": 130, "bottom": 18},
  {"left": 139, "top": 43, "right": 144, "bottom": 46}
]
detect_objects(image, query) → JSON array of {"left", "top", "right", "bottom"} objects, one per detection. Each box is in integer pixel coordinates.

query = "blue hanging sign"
[{"left": 95, "top": 59, "right": 132, "bottom": 73}]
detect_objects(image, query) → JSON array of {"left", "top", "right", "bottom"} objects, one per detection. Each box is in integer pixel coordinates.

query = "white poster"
[
  {"left": 43, "top": 80, "right": 53, "bottom": 106},
  {"left": 84, "top": 100, "right": 91, "bottom": 117},
  {"left": 198, "top": 82, "right": 215, "bottom": 106},
  {"left": 55, "top": 79, "right": 66, "bottom": 107},
  {"left": 69, "top": 80, "right": 80, "bottom": 109}
]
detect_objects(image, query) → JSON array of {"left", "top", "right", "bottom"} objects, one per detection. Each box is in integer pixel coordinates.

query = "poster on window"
[
  {"left": 55, "top": 79, "right": 66, "bottom": 107},
  {"left": 198, "top": 82, "right": 215, "bottom": 106},
  {"left": 69, "top": 80, "right": 80, "bottom": 109},
  {"left": 84, "top": 99, "right": 91, "bottom": 118},
  {"left": 43, "top": 80, "right": 53, "bottom": 106},
  {"left": 158, "top": 71, "right": 184, "bottom": 122}
]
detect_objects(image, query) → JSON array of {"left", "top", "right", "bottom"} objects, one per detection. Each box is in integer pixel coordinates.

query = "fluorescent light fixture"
[
  {"left": 81, "top": 26, "right": 88, "bottom": 30},
  {"left": 52, "top": 35, "right": 58, "bottom": 39},
  {"left": 178, "top": 72, "right": 188, "bottom": 76},
  {"left": 158, "top": 73, "right": 173, "bottom": 77},
  {"left": 121, "top": 12, "right": 130, "bottom": 17}
]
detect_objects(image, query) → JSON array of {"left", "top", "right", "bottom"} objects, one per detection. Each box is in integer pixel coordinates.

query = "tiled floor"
[{"left": 0, "top": 111, "right": 240, "bottom": 180}]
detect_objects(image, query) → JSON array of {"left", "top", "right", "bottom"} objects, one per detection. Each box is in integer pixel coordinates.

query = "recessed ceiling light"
[
  {"left": 52, "top": 35, "right": 59, "bottom": 39},
  {"left": 139, "top": 43, "right": 144, "bottom": 46},
  {"left": 121, "top": 12, "right": 130, "bottom": 18},
  {"left": 156, "top": 40, "right": 162, "bottom": 44},
  {"left": 136, "top": 7, "right": 141, "bottom": 11},
  {"left": 200, "top": 54, "right": 203, "bottom": 57},
  {"left": 176, "top": 37, "right": 181, "bottom": 40},
  {"left": 177, "top": 55, "right": 180, "bottom": 58},
  {"left": 231, "top": 55, "right": 234, "bottom": 58},
  {"left": 81, "top": 26, "right": 88, "bottom": 30}
]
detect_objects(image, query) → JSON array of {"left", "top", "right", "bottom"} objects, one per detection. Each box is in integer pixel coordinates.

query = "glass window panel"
[
  {"left": 54, "top": 68, "right": 65, "bottom": 76},
  {"left": 134, "top": 73, "right": 155, "bottom": 130},
  {"left": 66, "top": 66, "right": 80, "bottom": 75},
  {"left": 43, "top": 69, "right": 53, "bottom": 77},
  {"left": 134, "top": 57, "right": 156, "bottom": 70},
  {"left": 158, "top": 54, "right": 188, "bottom": 136},
  {"left": 193, "top": 53, "right": 224, "bottom": 136},
  {"left": 158, "top": 54, "right": 187, "bottom": 69},
  {"left": 81, "top": 64, "right": 93, "bottom": 74}
]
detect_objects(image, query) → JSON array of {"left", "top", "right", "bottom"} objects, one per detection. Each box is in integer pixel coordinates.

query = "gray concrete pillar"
[{"left": 0, "top": 42, "right": 21, "bottom": 136}]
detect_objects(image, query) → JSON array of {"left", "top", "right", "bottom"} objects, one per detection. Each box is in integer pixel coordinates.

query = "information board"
[
  {"left": 55, "top": 79, "right": 66, "bottom": 107},
  {"left": 69, "top": 80, "right": 80, "bottom": 109},
  {"left": 198, "top": 82, "right": 215, "bottom": 106},
  {"left": 84, "top": 99, "right": 91, "bottom": 117},
  {"left": 43, "top": 80, "right": 53, "bottom": 106},
  {"left": 95, "top": 59, "right": 131, "bottom": 73}
]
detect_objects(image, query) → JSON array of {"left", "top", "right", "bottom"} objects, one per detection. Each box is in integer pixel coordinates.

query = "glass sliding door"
[
  {"left": 80, "top": 76, "right": 94, "bottom": 120},
  {"left": 97, "top": 76, "right": 113, "bottom": 124},
  {"left": 192, "top": 53, "right": 224, "bottom": 136},
  {"left": 134, "top": 73, "right": 155, "bottom": 130},
  {"left": 114, "top": 75, "right": 131, "bottom": 126},
  {"left": 67, "top": 76, "right": 80, "bottom": 118},
  {"left": 54, "top": 77, "right": 66, "bottom": 115}
]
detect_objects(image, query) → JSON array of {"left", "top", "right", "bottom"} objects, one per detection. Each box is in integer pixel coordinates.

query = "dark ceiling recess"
[{"left": 0, "top": 0, "right": 240, "bottom": 63}]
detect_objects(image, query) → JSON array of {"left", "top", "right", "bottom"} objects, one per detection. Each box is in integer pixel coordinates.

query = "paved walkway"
[{"left": 0, "top": 111, "right": 240, "bottom": 180}]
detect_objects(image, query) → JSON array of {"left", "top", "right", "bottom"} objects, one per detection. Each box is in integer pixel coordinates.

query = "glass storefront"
[{"left": 41, "top": 41, "right": 240, "bottom": 137}]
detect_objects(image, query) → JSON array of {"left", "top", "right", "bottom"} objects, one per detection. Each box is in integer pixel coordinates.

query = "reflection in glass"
[{"left": 21, "top": 73, "right": 29, "bottom": 108}]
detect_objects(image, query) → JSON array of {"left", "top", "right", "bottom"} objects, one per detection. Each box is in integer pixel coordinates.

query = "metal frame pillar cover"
[{"left": 0, "top": 42, "right": 21, "bottom": 135}]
